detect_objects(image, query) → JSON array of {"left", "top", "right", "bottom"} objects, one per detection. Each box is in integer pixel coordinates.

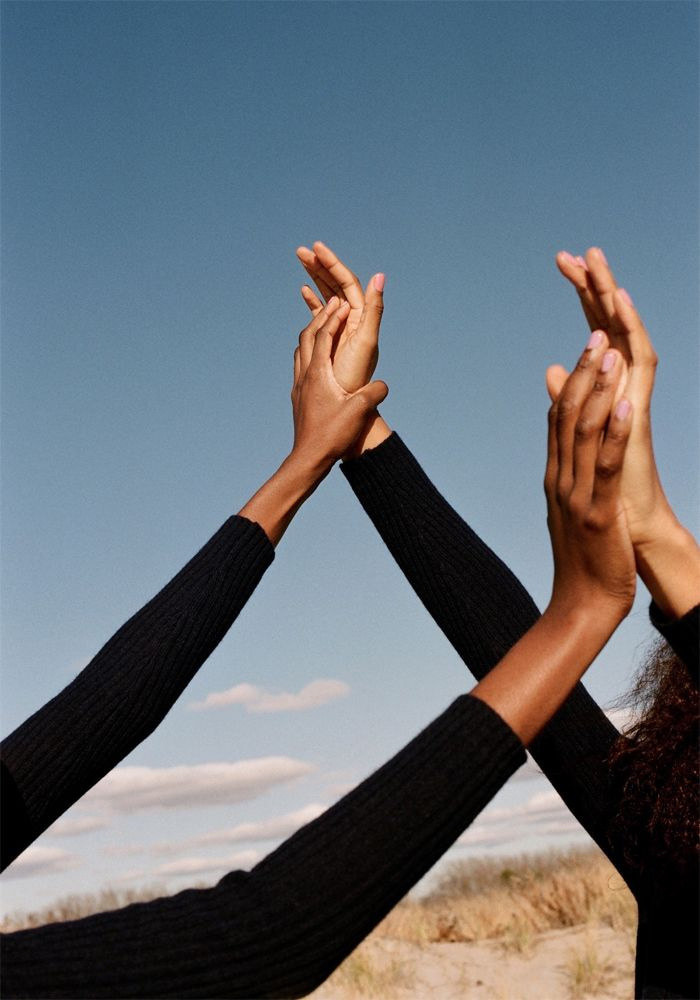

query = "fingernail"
[
  {"left": 618, "top": 288, "right": 633, "bottom": 307},
  {"left": 593, "top": 247, "right": 608, "bottom": 266},
  {"left": 558, "top": 251, "right": 576, "bottom": 265},
  {"left": 615, "top": 399, "right": 631, "bottom": 420},
  {"left": 601, "top": 350, "right": 616, "bottom": 373},
  {"left": 586, "top": 330, "right": 604, "bottom": 350},
  {"left": 373, "top": 273, "right": 386, "bottom": 292},
  {"left": 327, "top": 296, "right": 339, "bottom": 309},
  {"left": 575, "top": 256, "right": 588, "bottom": 270}
]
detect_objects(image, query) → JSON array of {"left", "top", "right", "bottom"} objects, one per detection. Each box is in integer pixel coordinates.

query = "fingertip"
[
  {"left": 615, "top": 287, "right": 634, "bottom": 310},
  {"left": 614, "top": 398, "right": 632, "bottom": 421},
  {"left": 372, "top": 273, "right": 386, "bottom": 292}
]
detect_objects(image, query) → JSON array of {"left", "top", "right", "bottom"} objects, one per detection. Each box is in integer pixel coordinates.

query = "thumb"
[
  {"left": 546, "top": 364, "right": 569, "bottom": 402},
  {"left": 351, "top": 379, "right": 389, "bottom": 413}
]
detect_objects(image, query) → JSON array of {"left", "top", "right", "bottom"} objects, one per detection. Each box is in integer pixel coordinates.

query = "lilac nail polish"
[
  {"left": 586, "top": 331, "right": 604, "bottom": 350},
  {"left": 594, "top": 247, "right": 608, "bottom": 266},
  {"left": 373, "top": 273, "right": 386, "bottom": 292},
  {"left": 615, "top": 399, "right": 631, "bottom": 420},
  {"left": 601, "top": 350, "right": 616, "bottom": 373}
]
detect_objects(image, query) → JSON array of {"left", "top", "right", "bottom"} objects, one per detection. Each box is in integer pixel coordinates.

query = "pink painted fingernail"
[
  {"left": 618, "top": 288, "right": 633, "bottom": 307},
  {"left": 558, "top": 251, "right": 576, "bottom": 265},
  {"left": 576, "top": 256, "right": 588, "bottom": 270},
  {"left": 593, "top": 247, "right": 608, "bottom": 266},
  {"left": 373, "top": 273, "right": 386, "bottom": 292},
  {"left": 615, "top": 399, "right": 631, "bottom": 420},
  {"left": 586, "top": 330, "right": 604, "bottom": 350},
  {"left": 601, "top": 350, "right": 616, "bottom": 373}
]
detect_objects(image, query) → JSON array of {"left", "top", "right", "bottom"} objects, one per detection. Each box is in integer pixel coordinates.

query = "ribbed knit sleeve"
[
  {"left": 0, "top": 515, "right": 274, "bottom": 871},
  {"left": 341, "top": 433, "right": 629, "bottom": 878},
  {"left": 649, "top": 601, "right": 699, "bottom": 683},
  {"left": 1, "top": 695, "right": 525, "bottom": 999}
]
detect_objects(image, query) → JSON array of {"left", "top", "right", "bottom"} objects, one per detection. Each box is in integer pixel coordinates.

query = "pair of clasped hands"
[{"left": 243, "top": 240, "right": 691, "bottom": 644}]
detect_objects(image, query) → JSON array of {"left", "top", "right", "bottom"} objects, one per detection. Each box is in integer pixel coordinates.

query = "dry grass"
[
  {"left": 371, "top": 846, "right": 636, "bottom": 949},
  {"left": 564, "top": 929, "right": 617, "bottom": 998},
  {"left": 323, "top": 943, "right": 415, "bottom": 998},
  {"left": 0, "top": 884, "right": 168, "bottom": 932}
]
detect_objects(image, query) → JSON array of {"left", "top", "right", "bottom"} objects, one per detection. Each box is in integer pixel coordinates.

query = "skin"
[
  {"left": 238, "top": 297, "right": 388, "bottom": 545},
  {"left": 471, "top": 335, "right": 635, "bottom": 744},
  {"left": 296, "top": 241, "right": 393, "bottom": 456},
  {"left": 300, "top": 242, "right": 700, "bottom": 621},
  {"left": 554, "top": 248, "right": 700, "bottom": 619},
  {"left": 295, "top": 245, "right": 637, "bottom": 744}
]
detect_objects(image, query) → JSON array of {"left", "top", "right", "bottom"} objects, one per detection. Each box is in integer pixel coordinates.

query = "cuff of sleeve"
[
  {"left": 649, "top": 600, "right": 699, "bottom": 684},
  {"left": 231, "top": 514, "right": 276, "bottom": 568}
]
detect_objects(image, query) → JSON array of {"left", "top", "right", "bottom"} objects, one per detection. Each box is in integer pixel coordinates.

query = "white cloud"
[
  {"left": 4, "top": 846, "right": 79, "bottom": 880},
  {"left": 85, "top": 758, "right": 315, "bottom": 814},
  {"left": 176, "top": 803, "right": 327, "bottom": 850},
  {"left": 154, "top": 850, "right": 261, "bottom": 878},
  {"left": 458, "top": 789, "right": 590, "bottom": 851},
  {"left": 189, "top": 678, "right": 350, "bottom": 713},
  {"left": 104, "top": 804, "right": 328, "bottom": 858},
  {"left": 47, "top": 814, "right": 109, "bottom": 837}
]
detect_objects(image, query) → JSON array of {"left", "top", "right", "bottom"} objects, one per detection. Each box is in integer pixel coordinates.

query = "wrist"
[
  {"left": 545, "top": 590, "right": 628, "bottom": 635},
  {"left": 343, "top": 412, "right": 392, "bottom": 460}
]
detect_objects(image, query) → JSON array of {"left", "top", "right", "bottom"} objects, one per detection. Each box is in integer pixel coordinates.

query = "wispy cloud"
[
  {"left": 115, "top": 849, "right": 261, "bottom": 883},
  {"left": 189, "top": 679, "right": 350, "bottom": 713},
  {"left": 85, "top": 758, "right": 315, "bottom": 814},
  {"left": 458, "top": 789, "right": 588, "bottom": 851},
  {"left": 47, "top": 814, "right": 109, "bottom": 837},
  {"left": 105, "top": 804, "right": 328, "bottom": 858},
  {"left": 4, "top": 846, "right": 79, "bottom": 880}
]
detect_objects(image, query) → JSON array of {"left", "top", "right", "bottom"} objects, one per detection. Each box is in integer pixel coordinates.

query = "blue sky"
[{"left": 2, "top": 1, "right": 698, "bottom": 916}]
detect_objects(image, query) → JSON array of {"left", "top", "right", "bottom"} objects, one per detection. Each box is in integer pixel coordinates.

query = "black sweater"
[
  {"left": 341, "top": 431, "right": 699, "bottom": 1000},
  {"left": 1, "top": 515, "right": 525, "bottom": 997}
]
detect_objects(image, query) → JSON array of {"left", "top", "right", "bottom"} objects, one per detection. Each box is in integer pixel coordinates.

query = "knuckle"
[
  {"left": 583, "top": 511, "right": 604, "bottom": 533},
  {"left": 574, "top": 416, "right": 595, "bottom": 440},
  {"left": 595, "top": 457, "right": 618, "bottom": 481},
  {"left": 556, "top": 397, "right": 577, "bottom": 423}
]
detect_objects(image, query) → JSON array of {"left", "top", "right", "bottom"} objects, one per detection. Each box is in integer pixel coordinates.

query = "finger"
[
  {"left": 585, "top": 247, "right": 619, "bottom": 325},
  {"left": 556, "top": 251, "right": 606, "bottom": 331},
  {"left": 555, "top": 330, "right": 610, "bottom": 492},
  {"left": 310, "top": 300, "right": 350, "bottom": 366},
  {"left": 570, "top": 348, "right": 624, "bottom": 504},
  {"left": 348, "top": 379, "right": 389, "bottom": 419},
  {"left": 592, "top": 397, "right": 633, "bottom": 510},
  {"left": 545, "top": 364, "right": 569, "bottom": 402},
  {"left": 301, "top": 284, "right": 324, "bottom": 316},
  {"left": 293, "top": 347, "right": 301, "bottom": 388},
  {"left": 613, "top": 288, "right": 658, "bottom": 406},
  {"left": 357, "top": 273, "right": 385, "bottom": 345},
  {"left": 296, "top": 246, "right": 336, "bottom": 302},
  {"left": 299, "top": 297, "right": 339, "bottom": 372},
  {"left": 312, "top": 241, "right": 365, "bottom": 311}
]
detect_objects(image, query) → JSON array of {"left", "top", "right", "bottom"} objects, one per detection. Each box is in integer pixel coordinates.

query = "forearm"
[
  {"left": 2, "top": 696, "right": 523, "bottom": 998},
  {"left": 238, "top": 450, "right": 329, "bottom": 546},
  {"left": 1, "top": 516, "right": 273, "bottom": 869},
  {"left": 471, "top": 601, "right": 623, "bottom": 746},
  {"left": 342, "top": 433, "right": 541, "bottom": 676},
  {"left": 634, "top": 516, "right": 700, "bottom": 620}
]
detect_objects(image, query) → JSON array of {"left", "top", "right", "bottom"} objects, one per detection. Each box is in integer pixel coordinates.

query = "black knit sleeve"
[
  {"left": 341, "top": 433, "right": 628, "bottom": 875},
  {"left": 0, "top": 515, "right": 274, "bottom": 871},
  {"left": 1, "top": 695, "right": 525, "bottom": 999},
  {"left": 649, "top": 601, "right": 699, "bottom": 683}
]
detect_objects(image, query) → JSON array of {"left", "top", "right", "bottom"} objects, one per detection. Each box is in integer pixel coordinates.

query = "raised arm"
[
  {"left": 300, "top": 245, "right": 629, "bottom": 861},
  {"left": 554, "top": 248, "right": 700, "bottom": 622},
  {"left": 3, "top": 331, "right": 635, "bottom": 1000},
  {"left": 1, "top": 298, "right": 385, "bottom": 871}
]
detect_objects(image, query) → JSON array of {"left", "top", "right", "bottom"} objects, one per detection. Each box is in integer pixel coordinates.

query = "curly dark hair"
[{"left": 606, "top": 639, "right": 699, "bottom": 880}]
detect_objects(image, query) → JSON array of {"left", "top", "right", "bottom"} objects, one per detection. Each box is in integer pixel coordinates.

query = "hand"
[
  {"left": 291, "top": 297, "right": 389, "bottom": 471},
  {"left": 551, "top": 247, "right": 673, "bottom": 549},
  {"left": 296, "top": 241, "right": 385, "bottom": 393},
  {"left": 545, "top": 331, "right": 635, "bottom": 622}
]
